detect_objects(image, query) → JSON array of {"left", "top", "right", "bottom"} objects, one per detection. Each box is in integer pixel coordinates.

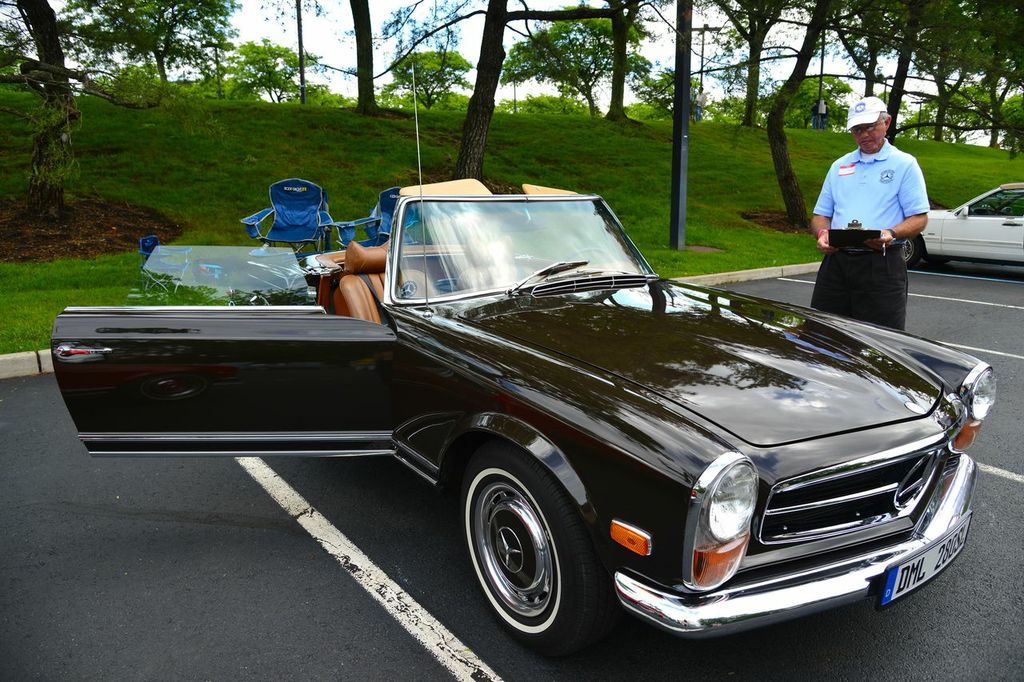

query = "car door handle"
[
  {"left": 1002, "top": 221, "right": 1022, "bottom": 226},
  {"left": 55, "top": 344, "right": 114, "bottom": 363}
]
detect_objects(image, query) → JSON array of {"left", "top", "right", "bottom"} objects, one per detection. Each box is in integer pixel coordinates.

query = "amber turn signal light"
[
  {"left": 953, "top": 420, "right": 982, "bottom": 451},
  {"left": 611, "top": 519, "right": 652, "bottom": 556}
]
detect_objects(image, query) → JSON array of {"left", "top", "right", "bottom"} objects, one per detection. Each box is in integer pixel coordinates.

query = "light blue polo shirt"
[{"left": 813, "top": 141, "right": 929, "bottom": 231}]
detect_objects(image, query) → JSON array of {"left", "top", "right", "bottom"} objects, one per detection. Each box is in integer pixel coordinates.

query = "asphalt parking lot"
[{"left": 2, "top": 261, "right": 1022, "bottom": 681}]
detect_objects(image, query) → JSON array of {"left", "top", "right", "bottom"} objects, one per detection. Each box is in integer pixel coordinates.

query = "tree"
[
  {"left": 606, "top": 0, "right": 659, "bottom": 121},
  {"left": 65, "top": 0, "right": 237, "bottom": 85},
  {"left": 765, "top": 0, "right": 834, "bottom": 229},
  {"left": 833, "top": 0, "right": 900, "bottom": 97},
  {"left": 711, "top": 0, "right": 790, "bottom": 127},
  {"left": 349, "top": 0, "right": 378, "bottom": 114},
  {"left": 383, "top": 50, "right": 472, "bottom": 109},
  {"left": 1, "top": 0, "right": 151, "bottom": 218},
  {"left": 229, "top": 40, "right": 310, "bottom": 103},
  {"left": 503, "top": 15, "right": 647, "bottom": 118}
]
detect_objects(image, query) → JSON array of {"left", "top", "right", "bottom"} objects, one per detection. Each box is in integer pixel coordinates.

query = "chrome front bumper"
[{"left": 615, "top": 454, "right": 976, "bottom": 638}]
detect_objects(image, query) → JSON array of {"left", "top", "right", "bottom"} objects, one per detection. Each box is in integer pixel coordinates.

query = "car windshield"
[
  {"left": 127, "top": 245, "right": 315, "bottom": 306},
  {"left": 393, "top": 197, "right": 652, "bottom": 301}
]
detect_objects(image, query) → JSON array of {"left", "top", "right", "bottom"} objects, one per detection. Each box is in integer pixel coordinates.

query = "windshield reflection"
[{"left": 393, "top": 198, "right": 651, "bottom": 301}]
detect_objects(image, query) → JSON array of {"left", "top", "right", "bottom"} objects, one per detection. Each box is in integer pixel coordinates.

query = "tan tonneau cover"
[
  {"left": 522, "top": 183, "right": 577, "bottom": 195},
  {"left": 400, "top": 179, "right": 492, "bottom": 196}
]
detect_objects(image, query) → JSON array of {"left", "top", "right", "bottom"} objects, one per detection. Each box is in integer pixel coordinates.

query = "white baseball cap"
[{"left": 847, "top": 96, "right": 888, "bottom": 130}]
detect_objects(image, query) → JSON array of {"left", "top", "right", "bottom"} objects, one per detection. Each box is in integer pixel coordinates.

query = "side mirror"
[{"left": 957, "top": 205, "right": 969, "bottom": 219}]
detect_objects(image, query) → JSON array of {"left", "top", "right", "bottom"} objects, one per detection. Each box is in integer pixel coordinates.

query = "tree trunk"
[
  {"left": 18, "top": 0, "right": 78, "bottom": 219},
  {"left": 886, "top": 0, "right": 926, "bottom": 144},
  {"left": 742, "top": 32, "right": 765, "bottom": 126},
  {"left": 349, "top": 0, "right": 379, "bottom": 115},
  {"left": 766, "top": 0, "right": 833, "bottom": 229},
  {"left": 605, "top": 3, "right": 629, "bottom": 122},
  {"left": 455, "top": 0, "right": 507, "bottom": 180}
]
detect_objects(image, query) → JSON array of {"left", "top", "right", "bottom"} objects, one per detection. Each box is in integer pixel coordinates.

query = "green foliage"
[
  {"left": 783, "top": 77, "right": 853, "bottom": 131},
  {"left": 93, "top": 64, "right": 167, "bottom": 106},
  {"left": 0, "top": 94, "right": 1018, "bottom": 353},
  {"left": 228, "top": 40, "right": 306, "bottom": 103},
  {"left": 64, "top": 0, "right": 238, "bottom": 83},
  {"left": 382, "top": 50, "right": 472, "bottom": 110},
  {"left": 305, "top": 84, "right": 356, "bottom": 108},
  {"left": 495, "top": 94, "right": 587, "bottom": 115},
  {"left": 502, "top": 16, "right": 645, "bottom": 117}
]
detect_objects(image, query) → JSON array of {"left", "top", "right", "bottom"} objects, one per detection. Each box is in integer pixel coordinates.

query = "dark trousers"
[{"left": 811, "top": 249, "right": 908, "bottom": 330}]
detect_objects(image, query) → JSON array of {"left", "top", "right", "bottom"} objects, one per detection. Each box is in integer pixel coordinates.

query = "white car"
[{"left": 906, "top": 183, "right": 1024, "bottom": 267}]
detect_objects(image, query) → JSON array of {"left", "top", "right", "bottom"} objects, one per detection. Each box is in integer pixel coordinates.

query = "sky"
[{"left": 233, "top": 0, "right": 735, "bottom": 106}]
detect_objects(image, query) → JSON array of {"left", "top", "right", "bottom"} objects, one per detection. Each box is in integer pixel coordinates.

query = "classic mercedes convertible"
[{"left": 52, "top": 180, "right": 995, "bottom": 655}]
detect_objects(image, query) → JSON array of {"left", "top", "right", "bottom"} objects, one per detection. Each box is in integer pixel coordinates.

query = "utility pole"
[
  {"left": 296, "top": 0, "right": 307, "bottom": 104},
  {"left": 694, "top": 24, "right": 721, "bottom": 89},
  {"left": 669, "top": 0, "right": 693, "bottom": 250}
]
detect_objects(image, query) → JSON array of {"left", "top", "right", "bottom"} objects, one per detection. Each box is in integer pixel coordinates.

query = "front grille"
[
  {"left": 531, "top": 274, "right": 650, "bottom": 297},
  {"left": 760, "top": 448, "right": 943, "bottom": 544}
]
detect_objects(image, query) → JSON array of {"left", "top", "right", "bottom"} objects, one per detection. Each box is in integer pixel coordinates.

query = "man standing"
[
  {"left": 695, "top": 88, "right": 707, "bottom": 122},
  {"left": 810, "top": 96, "right": 929, "bottom": 330}
]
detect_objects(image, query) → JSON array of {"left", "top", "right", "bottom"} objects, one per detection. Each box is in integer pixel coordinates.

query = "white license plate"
[{"left": 879, "top": 512, "right": 971, "bottom": 607}]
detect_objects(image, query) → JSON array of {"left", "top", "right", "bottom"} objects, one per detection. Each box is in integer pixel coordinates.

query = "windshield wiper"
[{"left": 506, "top": 260, "right": 589, "bottom": 296}]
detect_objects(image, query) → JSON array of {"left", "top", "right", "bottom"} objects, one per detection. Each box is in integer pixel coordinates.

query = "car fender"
[{"left": 439, "top": 411, "right": 595, "bottom": 522}]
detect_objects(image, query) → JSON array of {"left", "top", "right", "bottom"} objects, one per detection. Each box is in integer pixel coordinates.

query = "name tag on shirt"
[{"left": 838, "top": 163, "right": 856, "bottom": 176}]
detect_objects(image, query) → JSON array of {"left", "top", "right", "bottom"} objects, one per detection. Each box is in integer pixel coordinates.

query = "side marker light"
[{"left": 611, "top": 519, "right": 652, "bottom": 556}]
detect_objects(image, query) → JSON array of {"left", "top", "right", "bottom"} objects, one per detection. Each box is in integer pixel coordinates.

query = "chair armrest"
[
  {"left": 240, "top": 207, "right": 274, "bottom": 226},
  {"left": 334, "top": 215, "right": 382, "bottom": 229}
]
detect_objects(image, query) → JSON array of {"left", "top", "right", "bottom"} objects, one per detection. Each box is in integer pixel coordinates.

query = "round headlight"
[
  {"left": 708, "top": 463, "right": 758, "bottom": 542},
  {"left": 967, "top": 368, "right": 996, "bottom": 421}
]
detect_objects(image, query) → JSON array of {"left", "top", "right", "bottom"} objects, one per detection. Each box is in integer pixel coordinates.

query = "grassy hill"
[{"left": 0, "top": 93, "right": 1019, "bottom": 353}]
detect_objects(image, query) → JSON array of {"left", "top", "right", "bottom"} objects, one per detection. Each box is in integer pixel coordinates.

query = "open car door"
[{"left": 52, "top": 306, "right": 394, "bottom": 457}]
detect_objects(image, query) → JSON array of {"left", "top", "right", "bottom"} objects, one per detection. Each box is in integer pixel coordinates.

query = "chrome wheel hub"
[{"left": 474, "top": 481, "right": 553, "bottom": 618}]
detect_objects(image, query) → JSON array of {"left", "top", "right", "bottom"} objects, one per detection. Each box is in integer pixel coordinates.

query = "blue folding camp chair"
[
  {"left": 335, "top": 186, "right": 400, "bottom": 247},
  {"left": 240, "top": 178, "right": 337, "bottom": 253}
]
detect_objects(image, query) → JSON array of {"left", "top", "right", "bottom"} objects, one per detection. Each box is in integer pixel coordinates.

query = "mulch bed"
[
  {"left": 741, "top": 210, "right": 808, "bottom": 234},
  {"left": 0, "top": 199, "right": 183, "bottom": 262}
]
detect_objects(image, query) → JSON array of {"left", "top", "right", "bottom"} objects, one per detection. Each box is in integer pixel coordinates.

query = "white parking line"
[
  {"left": 979, "top": 463, "right": 1024, "bottom": 485},
  {"left": 235, "top": 457, "right": 502, "bottom": 682},
  {"left": 777, "top": 277, "right": 1024, "bottom": 310},
  {"left": 941, "top": 343, "right": 1024, "bottom": 361}
]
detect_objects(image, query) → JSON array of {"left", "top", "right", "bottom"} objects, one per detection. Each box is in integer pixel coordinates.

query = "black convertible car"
[{"left": 52, "top": 180, "right": 995, "bottom": 655}]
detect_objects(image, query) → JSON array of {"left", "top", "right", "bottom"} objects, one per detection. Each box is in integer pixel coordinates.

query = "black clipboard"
[{"left": 828, "top": 228, "right": 881, "bottom": 248}]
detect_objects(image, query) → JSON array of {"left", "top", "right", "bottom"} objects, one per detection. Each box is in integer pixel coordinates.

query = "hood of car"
[{"left": 458, "top": 281, "right": 940, "bottom": 447}]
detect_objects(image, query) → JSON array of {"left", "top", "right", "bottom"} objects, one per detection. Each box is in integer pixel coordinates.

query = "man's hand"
[
  {"left": 816, "top": 228, "right": 838, "bottom": 254},
  {"left": 812, "top": 215, "right": 837, "bottom": 254},
  {"left": 864, "top": 229, "right": 896, "bottom": 252}
]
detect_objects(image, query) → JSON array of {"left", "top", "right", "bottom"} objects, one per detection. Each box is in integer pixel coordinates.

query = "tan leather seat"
[{"left": 333, "top": 241, "right": 388, "bottom": 323}]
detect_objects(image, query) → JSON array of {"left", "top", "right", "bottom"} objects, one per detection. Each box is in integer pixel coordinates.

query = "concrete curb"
[
  {"left": 0, "top": 262, "right": 822, "bottom": 381},
  {"left": 676, "top": 261, "right": 820, "bottom": 287},
  {"left": 0, "top": 349, "right": 51, "bottom": 380}
]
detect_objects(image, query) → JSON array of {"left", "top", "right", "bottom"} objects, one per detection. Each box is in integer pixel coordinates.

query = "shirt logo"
[
  {"left": 838, "top": 163, "right": 856, "bottom": 176},
  {"left": 880, "top": 170, "right": 895, "bottom": 184}
]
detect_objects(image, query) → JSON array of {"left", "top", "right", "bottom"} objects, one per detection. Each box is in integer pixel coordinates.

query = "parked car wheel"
[
  {"left": 461, "top": 441, "right": 620, "bottom": 655},
  {"left": 902, "top": 236, "right": 925, "bottom": 267}
]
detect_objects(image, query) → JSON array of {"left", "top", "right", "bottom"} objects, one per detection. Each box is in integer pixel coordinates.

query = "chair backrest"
[
  {"left": 377, "top": 186, "right": 401, "bottom": 236},
  {"left": 269, "top": 178, "right": 328, "bottom": 231},
  {"left": 139, "top": 234, "right": 160, "bottom": 259}
]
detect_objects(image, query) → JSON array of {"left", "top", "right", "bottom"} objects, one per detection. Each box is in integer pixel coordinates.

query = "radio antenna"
[{"left": 411, "top": 61, "right": 431, "bottom": 312}]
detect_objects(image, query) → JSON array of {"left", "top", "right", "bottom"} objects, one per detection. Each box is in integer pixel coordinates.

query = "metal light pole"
[
  {"left": 815, "top": 32, "right": 825, "bottom": 129},
  {"left": 669, "top": 0, "right": 693, "bottom": 250}
]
